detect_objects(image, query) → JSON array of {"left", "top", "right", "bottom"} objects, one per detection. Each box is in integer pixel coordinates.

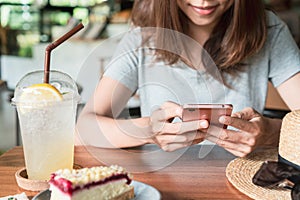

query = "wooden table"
[{"left": 0, "top": 145, "right": 250, "bottom": 200}]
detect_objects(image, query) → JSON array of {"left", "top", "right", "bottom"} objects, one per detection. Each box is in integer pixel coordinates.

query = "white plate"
[
  {"left": 131, "top": 181, "right": 161, "bottom": 199},
  {"left": 33, "top": 181, "right": 161, "bottom": 200}
]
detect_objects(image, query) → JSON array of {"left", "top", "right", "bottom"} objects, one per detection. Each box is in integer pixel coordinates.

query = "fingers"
[
  {"left": 150, "top": 102, "right": 182, "bottom": 134},
  {"left": 150, "top": 104, "right": 267, "bottom": 157},
  {"left": 219, "top": 115, "right": 258, "bottom": 133},
  {"left": 206, "top": 124, "right": 257, "bottom": 157},
  {"left": 154, "top": 130, "right": 206, "bottom": 151},
  {"left": 149, "top": 101, "right": 210, "bottom": 152},
  {"left": 206, "top": 134, "right": 254, "bottom": 157},
  {"left": 231, "top": 107, "right": 259, "bottom": 120},
  {"left": 162, "top": 120, "right": 209, "bottom": 134},
  {"left": 207, "top": 107, "right": 270, "bottom": 157},
  {"left": 151, "top": 101, "right": 209, "bottom": 135},
  {"left": 151, "top": 104, "right": 182, "bottom": 122},
  {"left": 207, "top": 125, "right": 256, "bottom": 146}
]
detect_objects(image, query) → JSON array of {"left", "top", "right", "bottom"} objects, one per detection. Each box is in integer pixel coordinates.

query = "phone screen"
[{"left": 182, "top": 104, "right": 233, "bottom": 129}]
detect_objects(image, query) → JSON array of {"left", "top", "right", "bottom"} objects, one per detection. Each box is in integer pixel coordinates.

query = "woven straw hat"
[{"left": 226, "top": 110, "right": 300, "bottom": 200}]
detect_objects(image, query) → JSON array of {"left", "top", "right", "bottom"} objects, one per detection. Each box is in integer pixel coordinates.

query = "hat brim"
[{"left": 226, "top": 148, "right": 291, "bottom": 200}]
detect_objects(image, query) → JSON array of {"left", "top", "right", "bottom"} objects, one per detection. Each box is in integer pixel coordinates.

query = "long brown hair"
[{"left": 131, "top": 0, "right": 267, "bottom": 73}]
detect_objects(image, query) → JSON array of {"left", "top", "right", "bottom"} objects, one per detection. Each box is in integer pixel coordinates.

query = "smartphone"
[{"left": 182, "top": 104, "right": 233, "bottom": 129}]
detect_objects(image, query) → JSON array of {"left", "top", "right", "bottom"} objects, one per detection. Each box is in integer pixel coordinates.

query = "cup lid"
[{"left": 12, "top": 70, "right": 80, "bottom": 105}]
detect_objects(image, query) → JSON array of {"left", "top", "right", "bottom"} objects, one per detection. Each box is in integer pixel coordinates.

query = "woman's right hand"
[{"left": 147, "top": 101, "right": 209, "bottom": 151}]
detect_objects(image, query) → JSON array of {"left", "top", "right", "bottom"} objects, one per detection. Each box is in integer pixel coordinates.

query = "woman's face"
[{"left": 177, "top": 0, "right": 234, "bottom": 28}]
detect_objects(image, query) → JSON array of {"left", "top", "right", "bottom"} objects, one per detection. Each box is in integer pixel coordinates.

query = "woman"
[{"left": 76, "top": 0, "right": 300, "bottom": 157}]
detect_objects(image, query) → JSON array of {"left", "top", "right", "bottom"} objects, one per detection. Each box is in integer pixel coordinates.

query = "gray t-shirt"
[{"left": 104, "top": 11, "right": 300, "bottom": 116}]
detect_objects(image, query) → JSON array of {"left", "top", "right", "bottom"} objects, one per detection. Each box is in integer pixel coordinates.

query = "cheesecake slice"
[{"left": 49, "top": 165, "right": 134, "bottom": 200}]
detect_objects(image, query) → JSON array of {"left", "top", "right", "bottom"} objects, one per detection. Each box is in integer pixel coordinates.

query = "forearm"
[{"left": 76, "top": 112, "right": 152, "bottom": 148}]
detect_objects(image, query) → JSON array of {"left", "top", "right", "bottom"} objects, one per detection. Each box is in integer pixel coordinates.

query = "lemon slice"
[{"left": 20, "top": 83, "right": 63, "bottom": 103}]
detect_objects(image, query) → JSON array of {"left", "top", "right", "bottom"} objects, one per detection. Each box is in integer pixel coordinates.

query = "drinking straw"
[{"left": 44, "top": 23, "right": 84, "bottom": 83}]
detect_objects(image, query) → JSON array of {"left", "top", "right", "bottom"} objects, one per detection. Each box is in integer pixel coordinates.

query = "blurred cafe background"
[{"left": 0, "top": 0, "right": 299, "bottom": 153}]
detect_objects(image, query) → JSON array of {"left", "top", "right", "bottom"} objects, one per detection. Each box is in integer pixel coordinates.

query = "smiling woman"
[{"left": 76, "top": 0, "right": 300, "bottom": 158}]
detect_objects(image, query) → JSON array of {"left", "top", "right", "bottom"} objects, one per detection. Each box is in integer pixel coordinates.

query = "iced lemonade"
[{"left": 13, "top": 71, "right": 79, "bottom": 181}]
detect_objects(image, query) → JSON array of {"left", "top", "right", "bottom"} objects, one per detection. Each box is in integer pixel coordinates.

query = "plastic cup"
[{"left": 12, "top": 70, "right": 80, "bottom": 181}]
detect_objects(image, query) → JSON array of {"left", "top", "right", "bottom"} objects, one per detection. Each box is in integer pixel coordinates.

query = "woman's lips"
[{"left": 190, "top": 5, "right": 218, "bottom": 15}]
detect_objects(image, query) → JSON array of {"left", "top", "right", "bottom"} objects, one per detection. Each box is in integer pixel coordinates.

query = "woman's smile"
[
  {"left": 189, "top": 4, "right": 219, "bottom": 16},
  {"left": 177, "top": 0, "right": 234, "bottom": 28}
]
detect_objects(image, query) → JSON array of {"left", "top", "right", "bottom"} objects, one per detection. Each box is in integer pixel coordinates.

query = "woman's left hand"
[{"left": 206, "top": 107, "right": 282, "bottom": 157}]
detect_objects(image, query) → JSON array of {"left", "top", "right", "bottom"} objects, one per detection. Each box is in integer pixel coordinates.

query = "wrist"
[
  {"left": 265, "top": 117, "right": 282, "bottom": 146},
  {"left": 132, "top": 117, "right": 155, "bottom": 145}
]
